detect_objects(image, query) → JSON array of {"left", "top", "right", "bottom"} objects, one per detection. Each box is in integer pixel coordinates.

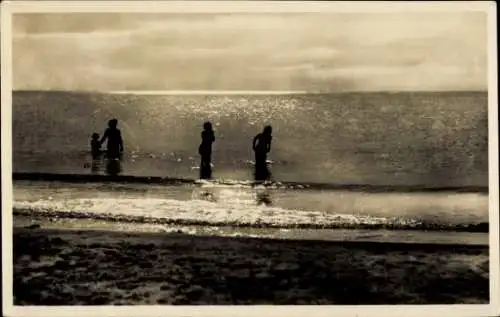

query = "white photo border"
[{"left": 1, "top": 1, "right": 498, "bottom": 317}]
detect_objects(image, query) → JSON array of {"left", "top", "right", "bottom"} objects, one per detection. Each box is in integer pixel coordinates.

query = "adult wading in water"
[
  {"left": 252, "top": 125, "right": 272, "bottom": 181},
  {"left": 100, "top": 118, "right": 124, "bottom": 175},
  {"left": 199, "top": 122, "right": 215, "bottom": 179}
]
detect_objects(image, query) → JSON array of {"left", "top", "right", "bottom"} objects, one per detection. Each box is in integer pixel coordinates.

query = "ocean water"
[
  {"left": 13, "top": 91, "right": 488, "bottom": 187},
  {"left": 11, "top": 91, "right": 489, "bottom": 240}
]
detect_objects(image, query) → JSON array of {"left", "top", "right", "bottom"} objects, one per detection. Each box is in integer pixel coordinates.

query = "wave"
[
  {"left": 12, "top": 172, "right": 489, "bottom": 193},
  {"left": 13, "top": 197, "right": 488, "bottom": 233}
]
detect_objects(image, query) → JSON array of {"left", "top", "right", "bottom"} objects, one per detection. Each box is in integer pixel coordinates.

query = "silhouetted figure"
[
  {"left": 198, "top": 122, "right": 215, "bottom": 179},
  {"left": 90, "top": 133, "right": 102, "bottom": 160},
  {"left": 252, "top": 125, "right": 272, "bottom": 181},
  {"left": 83, "top": 133, "right": 103, "bottom": 173},
  {"left": 106, "top": 158, "right": 122, "bottom": 176},
  {"left": 100, "top": 119, "right": 124, "bottom": 160}
]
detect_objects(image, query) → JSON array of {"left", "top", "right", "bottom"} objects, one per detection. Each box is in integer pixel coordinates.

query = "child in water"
[
  {"left": 90, "top": 133, "right": 102, "bottom": 160},
  {"left": 84, "top": 133, "right": 102, "bottom": 172},
  {"left": 100, "top": 119, "right": 124, "bottom": 160},
  {"left": 198, "top": 121, "right": 215, "bottom": 179}
]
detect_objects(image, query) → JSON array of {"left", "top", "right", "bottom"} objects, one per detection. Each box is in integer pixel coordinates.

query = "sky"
[{"left": 12, "top": 12, "right": 488, "bottom": 92}]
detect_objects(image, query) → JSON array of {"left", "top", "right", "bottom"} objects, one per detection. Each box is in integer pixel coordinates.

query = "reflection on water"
[
  {"left": 13, "top": 149, "right": 488, "bottom": 187},
  {"left": 91, "top": 159, "right": 100, "bottom": 174},
  {"left": 256, "top": 189, "right": 272, "bottom": 206},
  {"left": 86, "top": 157, "right": 122, "bottom": 175},
  {"left": 197, "top": 189, "right": 218, "bottom": 203},
  {"left": 191, "top": 185, "right": 273, "bottom": 207}
]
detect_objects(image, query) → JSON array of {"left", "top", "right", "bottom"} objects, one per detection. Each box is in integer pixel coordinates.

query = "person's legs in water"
[
  {"left": 106, "top": 159, "right": 122, "bottom": 175},
  {"left": 200, "top": 151, "right": 212, "bottom": 179},
  {"left": 254, "top": 151, "right": 268, "bottom": 181},
  {"left": 107, "top": 143, "right": 121, "bottom": 160}
]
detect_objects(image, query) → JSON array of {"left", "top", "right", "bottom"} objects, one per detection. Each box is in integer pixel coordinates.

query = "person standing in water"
[
  {"left": 100, "top": 119, "right": 124, "bottom": 176},
  {"left": 199, "top": 121, "right": 215, "bottom": 179},
  {"left": 252, "top": 125, "right": 272, "bottom": 181},
  {"left": 90, "top": 133, "right": 102, "bottom": 160},
  {"left": 100, "top": 119, "right": 123, "bottom": 175},
  {"left": 100, "top": 119, "right": 124, "bottom": 159}
]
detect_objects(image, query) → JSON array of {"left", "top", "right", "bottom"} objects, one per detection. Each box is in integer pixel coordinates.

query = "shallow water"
[
  {"left": 13, "top": 181, "right": 488, "bottom": 233},
  {"left": 13, "top": 91, "right": 488, "bottom": 187}
]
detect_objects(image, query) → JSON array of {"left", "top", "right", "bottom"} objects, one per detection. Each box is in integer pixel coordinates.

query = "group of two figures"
[
  {"left": 90, "top": 119, "right": 124, "bottom": 175},
  {"left": 198, "top": 122, "right": 273, "bottom": 181}
]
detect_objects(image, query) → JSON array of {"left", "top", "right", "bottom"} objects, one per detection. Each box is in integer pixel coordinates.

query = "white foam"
[{"left": 13, "top": 194, "right": 421, "bottom": 228}]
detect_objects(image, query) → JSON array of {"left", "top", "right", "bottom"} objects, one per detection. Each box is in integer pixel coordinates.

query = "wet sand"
[{"left": 13, "top": 227, "right": 489, "bottom": 305}]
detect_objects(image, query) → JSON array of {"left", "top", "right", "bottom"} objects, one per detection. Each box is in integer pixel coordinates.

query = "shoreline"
[
  {"left": 13, "top": 208, "right": 490, "bottom": 233},
  {"left": 13, "top": 227, "right": 489, "bottom": 305},
  {"left": 14, "top": 215, "right": 489, "bottom": 246}
]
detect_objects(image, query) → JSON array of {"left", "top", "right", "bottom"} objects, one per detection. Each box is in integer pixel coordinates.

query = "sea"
[{"left": 11, "top": 90, "right": 490, "bottom": 244}]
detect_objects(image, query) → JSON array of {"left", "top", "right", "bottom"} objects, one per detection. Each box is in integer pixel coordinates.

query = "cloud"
[
  {"left": 12, "top": 12, "right": 488, "bottom": 92},
  {"left": 13, "top": 13, "right": 144, "bottom": 35}
]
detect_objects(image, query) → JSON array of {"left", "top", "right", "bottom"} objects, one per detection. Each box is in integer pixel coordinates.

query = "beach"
[
  {"left": 11, "top": 178, "right": 490, "bottom": 305},
  {"left": 13, "top": 225, "right": 489, "bottom": 305}
]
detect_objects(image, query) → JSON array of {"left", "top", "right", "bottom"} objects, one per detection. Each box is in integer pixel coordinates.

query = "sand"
[{"left": 13, "top": 227, "right": 489, "bottom": 305}]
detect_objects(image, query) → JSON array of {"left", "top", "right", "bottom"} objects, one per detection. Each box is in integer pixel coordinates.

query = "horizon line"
[
  {"left": 109, "top": 90, "right": 310, "bottom": 95},
  {"left": 12, "top": 89, "right": 488, "bottom": 95}
]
